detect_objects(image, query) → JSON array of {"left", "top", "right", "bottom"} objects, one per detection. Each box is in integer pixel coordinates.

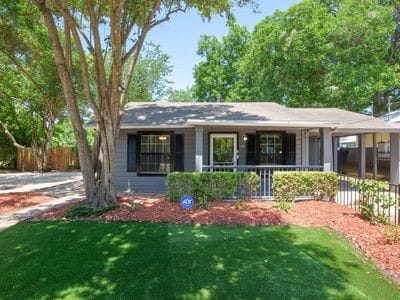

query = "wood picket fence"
[{"left": 16, "top": 147, "right": 80, "bottom": 171}]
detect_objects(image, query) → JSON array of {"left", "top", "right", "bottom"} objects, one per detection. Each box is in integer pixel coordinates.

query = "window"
[
  {"left": 258, "top": 133, "right": 283, "bottom": 165},
  {"left": 139, "top": 134, "right": 171, "bottom": 174}
]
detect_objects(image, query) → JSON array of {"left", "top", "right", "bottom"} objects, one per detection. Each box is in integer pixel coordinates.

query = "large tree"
[
  {"left": 234, "top": 0, "right": 398, "bottom": 111},
  {"left": 193, "top": 23, "right": 250, "bottom": 102},
  {"left": 127, "top": 42, "right": 173, "bottom": 101},
  {"left": 0, "top": 3, "right": 67, "bottom": 171},
  {"left": 26, "top": 0, "right": 254, "bottom": 209},
  {"left": 193, "top": 0, "right": 399, "bottom": 112}
]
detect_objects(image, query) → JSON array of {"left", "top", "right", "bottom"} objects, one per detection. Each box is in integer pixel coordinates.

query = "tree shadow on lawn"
[{"left": 0, "top": 222, "right": 398, "bottom": 299}]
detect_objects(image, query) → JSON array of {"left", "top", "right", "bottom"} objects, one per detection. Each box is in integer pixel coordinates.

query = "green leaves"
[
  {"left": 126, "top": 43, "right": 173, "bottom": 101},
  {"left": 166, "top": 171, "right": 260, "bottom": 203},
  {"left": 272, "top": 171, "right": 338, "bottom": 210},
  {"left": 193, "top": 23, "right": 250, "bottom": 102},
  {"left": 193, "top": 0, "right": 399, "bottom": 112}
]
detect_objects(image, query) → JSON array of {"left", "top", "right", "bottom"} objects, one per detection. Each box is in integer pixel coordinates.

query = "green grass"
[{"left": 0, "top": 222, "right": 399, "bottom": 299}]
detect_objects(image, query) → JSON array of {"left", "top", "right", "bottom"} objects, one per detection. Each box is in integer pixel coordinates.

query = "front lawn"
[{"left": 0, "top": 222, "right": 398, "bottom": 299}]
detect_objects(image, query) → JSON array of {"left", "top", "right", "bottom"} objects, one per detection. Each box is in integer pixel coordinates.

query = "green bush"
[
  {"left": 0, "top": 147, "right": 16, "bottom": 169},
  {"left": 65, "top": 204, "right": 114, "bottom": 219},
  {"left": 166, "top": 172, "right": 260, "bottom": 205},
  {"left": 272, "top": 171, "right": 338, "bottom": 210},
  {"left": 65, "top": 205, "right": 94, "bottom": 219},
  {"left": 349, "top": 178, "right": 394, "bottom": 224}
]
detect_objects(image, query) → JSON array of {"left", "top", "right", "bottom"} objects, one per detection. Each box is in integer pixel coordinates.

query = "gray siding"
[
  {"left": 115, "top": 127, "right": 304, "bottom": 192},
  {"left": 115, "top": 128, "right": 195, "bottom": 192}
]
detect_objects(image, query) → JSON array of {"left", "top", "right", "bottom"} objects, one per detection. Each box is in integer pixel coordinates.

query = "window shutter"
[
  {"left": 174, "top": 134, "right": 184, "bottom": 172},
  {"left": 246, "top": 134, "right": 256, "bottom": 165},
  {"left": 127, "top": 135, "right": 137, "bottom": 172},
  {"left": 283, "top": 133, "right": 296, "bottom": 165}
]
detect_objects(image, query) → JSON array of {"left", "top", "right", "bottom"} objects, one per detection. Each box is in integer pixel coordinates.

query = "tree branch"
[
  {"left": 2, "top": 51, "right": 49, "bottom": 98},
  {"left": 0, "top": 121, "right": 26, "bottom": 150},
  {"left": 52, "top": 0, "right": 94, "bottom": 51},
  {"left": 121, "top": 4, "right": 187, "bottom": 65},
  {"left": 51, "top": 0, "right": 102, "bottom": 120}
]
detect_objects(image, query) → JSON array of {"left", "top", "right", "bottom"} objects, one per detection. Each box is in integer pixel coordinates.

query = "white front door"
[{"left": 210, "top": 134, "right": 237, "bottom": 167}]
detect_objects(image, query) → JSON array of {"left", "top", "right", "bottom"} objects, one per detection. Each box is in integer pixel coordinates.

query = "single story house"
[{"left": 115, "top": 102, "right": 400, "bottom": 196}]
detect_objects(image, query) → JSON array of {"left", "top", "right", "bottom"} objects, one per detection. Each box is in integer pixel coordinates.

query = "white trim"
[
  {"left": 210, "top": 133, "right": 237, "bottom": 167},
  {"left": 187, "top": 119, "right": 341, "bottom": 128},
  {"left": 120, "top": 125, "right": 192, "bottom": 129}
]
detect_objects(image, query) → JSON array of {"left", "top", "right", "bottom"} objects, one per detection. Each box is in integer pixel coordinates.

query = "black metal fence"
[
  {"left": 336, "top": 174, "right": 400, "bottom": 225},
  {"left": 202, "top": 165, "right": 323, "bottom": 199}
]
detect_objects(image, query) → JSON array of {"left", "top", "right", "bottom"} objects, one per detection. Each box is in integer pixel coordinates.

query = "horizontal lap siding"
[
  {"left": 202, "top": 127, "right": 302, "bottom": 166},
  {"left": 115, "top": 128, "right": 195, "bottom": 193},
  {"left": 115, "top": 127, "right": 303, "bottom": 192}
]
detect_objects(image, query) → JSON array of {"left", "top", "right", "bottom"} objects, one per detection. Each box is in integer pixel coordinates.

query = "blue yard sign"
[{"left": 180, "top": 195, "right": 194, "bottom": 209}]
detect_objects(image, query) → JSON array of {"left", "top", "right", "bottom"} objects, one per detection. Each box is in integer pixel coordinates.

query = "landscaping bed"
[
  {"left": 0, "top": 192, "right": 55, "bottom": 215},
  {"left": 33, "top": 195, "right": 400, "bottom": 284}
]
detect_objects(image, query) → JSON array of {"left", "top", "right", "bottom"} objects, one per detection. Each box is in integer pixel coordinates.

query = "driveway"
[
  {"left": 0, "top": 171, "right": 83, "bottom": 197},
  {"left": 0, "top": 171, "right": 84, "bottom": 231}
]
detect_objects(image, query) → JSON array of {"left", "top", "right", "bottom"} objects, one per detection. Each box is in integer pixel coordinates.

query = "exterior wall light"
[{"left": 242, "top": 135, "right": 248, "bottom": 141}]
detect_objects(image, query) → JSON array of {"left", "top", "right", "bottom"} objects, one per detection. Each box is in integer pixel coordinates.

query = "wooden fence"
[{"left": 16, "top": 147, "right": 80, "bottom": 171}]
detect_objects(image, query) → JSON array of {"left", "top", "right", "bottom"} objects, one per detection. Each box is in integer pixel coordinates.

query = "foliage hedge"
[
  {"left": 349, "top": 178, "right": 393, "bottom": 224},
  {"left": 0, "top": 147, "right": 16, "bottom": 169},
  {"left": 272, "top": 171, "right": 338, "bottom": 205},
  {"left": 167, "top": 172, "right": 260, "bottom": 203}
]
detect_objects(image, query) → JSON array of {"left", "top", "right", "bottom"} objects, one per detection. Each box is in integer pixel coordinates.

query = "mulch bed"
[
  {"left": 34, "top": 195, "right": 400, "bottom": 284},
  {"left": 0, "top": 192, "right": 55, "bottom": 215}
]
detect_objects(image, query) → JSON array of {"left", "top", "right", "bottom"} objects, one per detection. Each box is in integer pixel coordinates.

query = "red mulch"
[
  {"left": 0, "top": 192, "right": 55, "bottom": 215},
  {"left": 34, "top": 195, "right": 400, "bottom": 284}
]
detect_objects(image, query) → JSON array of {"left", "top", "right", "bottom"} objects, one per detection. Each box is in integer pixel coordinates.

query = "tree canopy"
[
  {"left": 193, "top": 0, "right": 399, "bottom": 113},
  {"left": 17, "top": 0, "right": 256, "bottom": 209},
  {"left": 127, "top": 43, "right": 173, "bottom": 101},
  {"left": 193, "top": 23, "right": 250, "bottom": 102},
  {"left": 0, "top": 1, "right": 69, "bottom": 170}
]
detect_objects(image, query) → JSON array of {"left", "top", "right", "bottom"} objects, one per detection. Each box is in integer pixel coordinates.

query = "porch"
[
  {"left": 202, "top": 165, "right": 322, "bottom": 198},
  {"left": 115, "top": 102, "right": 400, "bottom": 194}
]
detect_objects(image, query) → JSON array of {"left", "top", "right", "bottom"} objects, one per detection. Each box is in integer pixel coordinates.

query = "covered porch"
[{"left": 192, "top": 121, "right": 400, "bottom": 198}]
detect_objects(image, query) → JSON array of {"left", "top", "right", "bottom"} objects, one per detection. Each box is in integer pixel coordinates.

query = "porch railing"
[
  {"left": 336, "top": 174, "right": 400, "bottom": 225},
  {"left": 202, "top": 165, "right": 323, "bottom": 199}
]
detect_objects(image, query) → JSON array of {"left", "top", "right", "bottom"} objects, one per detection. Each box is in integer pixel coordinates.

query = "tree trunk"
[{"left": 88, "top": 120, "right": 118, "bottom": 210}]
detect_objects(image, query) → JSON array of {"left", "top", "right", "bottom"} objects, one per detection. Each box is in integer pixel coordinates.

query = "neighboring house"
[
  {"left": 380, "top": 109, "right": 400, "bottom": 123},
  {"left": 115, "top": 102, "right": 400, "bottom": 195}
]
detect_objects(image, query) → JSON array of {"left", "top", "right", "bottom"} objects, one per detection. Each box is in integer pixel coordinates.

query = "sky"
[{"left": 145, "top": 0, "right": 301, "bottom": 90}]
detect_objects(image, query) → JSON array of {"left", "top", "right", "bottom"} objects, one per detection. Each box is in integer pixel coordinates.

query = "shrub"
[
  {"left": 272, "top": 171, "right": 338, "bottom": 211},
  {"left": 166, "top": 172, "right": 260, "bottom": 206},
  {"left": 65, "top": 204, "right": 114, "bottom": 219},
  {"left": 386, "top": 226, "right": 400, "bottom": 243},
  {"left": 349, "top": 178, "right": 394, "bottom": 224},
  {"left": 0, "top": 147, "right": 16, "bottom": 169},
  {"left": 65, "top": 204, "right": 94, "bottom": 219}
]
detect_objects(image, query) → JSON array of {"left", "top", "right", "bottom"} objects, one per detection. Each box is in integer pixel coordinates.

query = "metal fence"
[
  {"left": 336, "top": 174, "right": 400, "bottom": 225},
  {"left": 202, "top": 165, "right": 323, "bottom": 199}
]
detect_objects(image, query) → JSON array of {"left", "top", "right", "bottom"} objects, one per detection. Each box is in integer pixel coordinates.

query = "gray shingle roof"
[{"left": 120, "top": 102, "right": 400, "bottom": 132}]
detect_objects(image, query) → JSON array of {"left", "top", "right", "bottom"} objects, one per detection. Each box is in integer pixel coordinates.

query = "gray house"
[{"left": 115, "top": 102, "right": 400, "bottom": 195}]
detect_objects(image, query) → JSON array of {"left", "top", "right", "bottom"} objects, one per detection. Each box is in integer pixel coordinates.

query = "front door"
[{"left": 210, "top": 134, "right": 237, "bottom": 167}]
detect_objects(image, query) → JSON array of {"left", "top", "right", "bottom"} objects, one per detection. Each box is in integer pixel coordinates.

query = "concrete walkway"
[{"left": 0, "top": 171, "right": 84, "bottom": 232}]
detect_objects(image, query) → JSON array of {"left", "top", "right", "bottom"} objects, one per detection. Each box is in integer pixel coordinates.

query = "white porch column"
[
  {"left": 390, "top": 133, "right": 400, "bottom": 185},
  {"left": 372, "top": 133, "right": 378, "bottom": 180},
  {"left": 358, "top": 134, "right": 366, "bottom": 179},
  {"left": 301, "top": 130, "right": 310, "bottom": 166},
  {"left": 195, "top": 126, "right": 204, "bottom": 172},
  {"left": 320, "top": 128, "right": 333, "bottom": 171}
]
